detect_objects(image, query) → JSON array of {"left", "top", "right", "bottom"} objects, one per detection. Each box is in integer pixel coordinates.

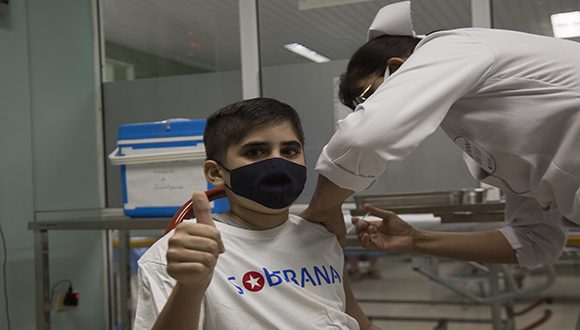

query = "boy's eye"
[
  {"left": 282, "top": 147, "right": 301, "bottom": 157},
  {"left": 243, "top": 148, "right": 267, "bottom": 158}
]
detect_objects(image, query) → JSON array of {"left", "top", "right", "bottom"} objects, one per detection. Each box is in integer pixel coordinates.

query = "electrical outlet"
[{"left": 55, "top": 292, "right": 76, "bottom": 312}]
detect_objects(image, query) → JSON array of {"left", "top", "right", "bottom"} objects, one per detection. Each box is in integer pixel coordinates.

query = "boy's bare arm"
[
  {"left": 152, "top": 192, "right": 225, "bottom": 330},
  {"left": 343, "top": 277, "right": 381, "bottom": 330},
  {"left": 152, "top": 284, "right": 205, "bottom": 330}
]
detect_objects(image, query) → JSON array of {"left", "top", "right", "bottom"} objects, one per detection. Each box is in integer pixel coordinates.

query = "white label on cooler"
[{"left": 125, "top": 159, "right": 207, "bottom": 208}]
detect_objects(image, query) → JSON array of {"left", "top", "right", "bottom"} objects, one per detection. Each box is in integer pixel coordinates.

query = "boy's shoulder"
[
  {"left": 287, "top": 214, "right": 336, "bottom": 238},
  {"left": 138, "top": 217, "right": 337, "bottom": 266},
  {"left": 138, "top": 236, "right": 169, "bottom": 267}
]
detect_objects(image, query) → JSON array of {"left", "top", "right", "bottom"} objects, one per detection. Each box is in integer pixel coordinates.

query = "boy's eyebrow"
[
  {"left": 240, "top": 141, "right": 269, "bottom": 149},
  {"left": 240, "top": 140, "right": 302, "bottom": 148},
  {"left": 281, "top": 140, "right": 302, "bottom": 148}
]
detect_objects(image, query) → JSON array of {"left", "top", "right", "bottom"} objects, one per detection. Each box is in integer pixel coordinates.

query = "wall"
[
  {"left": 0, "top": 0, "right": 36, "bottom": 327},
  {"left": 0, "top": 1, "right": 105, "bottom": 329}
]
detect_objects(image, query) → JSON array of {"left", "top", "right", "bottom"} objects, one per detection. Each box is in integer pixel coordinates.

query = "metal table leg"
[
  {"left": 488, "top": 265, "right": 504, "bottom": 330},
  {"left": 34, "top": 229, "right": 50, "bottom": 330},
  {"left": 119, "top": 229, "right": 132, "bottom": 330},
  {"left": 104, "top": 230, "right": 115, "bottom": 330}
]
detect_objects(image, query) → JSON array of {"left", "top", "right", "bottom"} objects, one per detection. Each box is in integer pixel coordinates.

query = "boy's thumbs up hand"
[
  {"left": 166, "top": 192, "right": 225, "bottom": 289},
  {"left": 192, "top": 191, "right": 214, "bottom": 227},
  {"left": 192, "top": 191, "right": 225, "bottom": 253}
]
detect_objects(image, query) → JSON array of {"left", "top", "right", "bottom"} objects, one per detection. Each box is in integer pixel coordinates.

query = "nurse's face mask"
[
  {"left": 218, "top": 158, "right": 307, "bottom": 210},
  {"left": 353, "top": 71, "right": 386, "bottom": 107}
]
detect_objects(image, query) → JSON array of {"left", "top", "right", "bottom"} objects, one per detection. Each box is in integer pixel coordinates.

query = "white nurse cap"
[{"left": 367, "top": 1, "right": 416, "bottom": 40}]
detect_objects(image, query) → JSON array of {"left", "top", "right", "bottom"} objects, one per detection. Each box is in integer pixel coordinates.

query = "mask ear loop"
[
  {"left": 212, "top": 159, "right": 230, "bottom": 173},
  {"left": 211, "top": 160, "right": 235, "bottom": 192}
]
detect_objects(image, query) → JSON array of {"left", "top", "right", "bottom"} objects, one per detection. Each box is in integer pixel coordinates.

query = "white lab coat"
[{"left": 317, "top": 28, "right": 580, "bottom": 267}]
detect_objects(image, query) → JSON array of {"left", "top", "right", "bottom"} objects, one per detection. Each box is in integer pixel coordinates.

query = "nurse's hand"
[
  {"left": 166, "top": 192, "right": 225, "bottom": 290},
  {"left": 300, "top": 206, "right": 347, "bottom": 247},
  {"left": 352, "top": 203, "right": 418, "bottom": 252}
]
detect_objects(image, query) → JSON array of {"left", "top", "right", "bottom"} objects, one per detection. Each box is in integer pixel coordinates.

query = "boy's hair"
[
  {"left": 339, "top": 35, "right": 420, "bottom": 110},
  {"left": 204, "top": 97, "right": 305, "bottom": 164}
]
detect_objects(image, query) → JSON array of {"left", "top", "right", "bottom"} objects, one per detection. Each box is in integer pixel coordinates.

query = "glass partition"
[
  {"left": 492, "top": 0, "right": 580, "bottom": 42},
  {"left": 102, "top": 0, "right": 241, "bottom": 81},
  {"left": 101, "top": 0, "right": 243, "bottom": 207},
  {"left": 259, "top": 0, "right": 472, "bottom": 67}
]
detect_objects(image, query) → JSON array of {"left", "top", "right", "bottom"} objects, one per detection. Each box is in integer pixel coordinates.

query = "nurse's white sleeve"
[
  {"left": 317, "top": 31, "right": 495, "bottom": 192},
  {"left": 498, "top": 192, "right": 568, "bottom": 267}
]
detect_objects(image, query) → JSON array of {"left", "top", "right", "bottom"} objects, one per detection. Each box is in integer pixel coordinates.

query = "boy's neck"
[{"left": 225, "top": 204, "right": 289, "bottom": 230}]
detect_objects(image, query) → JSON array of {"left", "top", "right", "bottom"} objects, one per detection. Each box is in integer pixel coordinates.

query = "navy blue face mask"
[{"left": 218, "top": 158, "right": 307, "bottom": 209}]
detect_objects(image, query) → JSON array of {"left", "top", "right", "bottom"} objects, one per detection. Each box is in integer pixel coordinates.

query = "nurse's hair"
[
  {"left": 204, "top": 97, "right": 305, "bottom": 164},
  {"left": 339, "top": 34, "right": 420, "bottom": 110}
]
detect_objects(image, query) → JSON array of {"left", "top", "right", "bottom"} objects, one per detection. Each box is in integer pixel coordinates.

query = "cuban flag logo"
[
  {"left": 242, "top": 271, "right": 265, "bottom": 292},
  {"left": 227, "top": 263, "right": 341, "bottom": 295}
]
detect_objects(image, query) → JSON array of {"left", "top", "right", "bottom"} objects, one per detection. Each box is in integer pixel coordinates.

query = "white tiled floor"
[{"left": 349, "top": 256, "right": 580, "bottom": 330}]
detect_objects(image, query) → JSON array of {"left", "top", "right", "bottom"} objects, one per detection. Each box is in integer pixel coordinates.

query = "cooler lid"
[{"left": 118, "top": 118, "right": 206, "bottom": 140}]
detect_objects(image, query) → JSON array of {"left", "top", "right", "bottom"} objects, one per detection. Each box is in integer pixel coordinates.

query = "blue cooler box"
[{"left": 109, "top": 119, "right": 229, "bottom": 217}]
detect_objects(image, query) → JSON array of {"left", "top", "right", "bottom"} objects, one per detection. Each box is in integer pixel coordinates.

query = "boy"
[{"left": 134, "top": 98, "right": 377, "bottom": 329}]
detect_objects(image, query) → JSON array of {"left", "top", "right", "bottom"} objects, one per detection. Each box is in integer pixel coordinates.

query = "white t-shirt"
[
  {"left": 134, "top": 214, "right": 359, "bottom": 330},
  {"left": 317, "top": 28, "right": 578, "bottom": 266}
]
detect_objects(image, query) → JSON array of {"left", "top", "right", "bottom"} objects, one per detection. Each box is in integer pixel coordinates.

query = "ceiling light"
[
  {"left": 284, "top": 43, "right": 330, "bottom": 63},
  {"left": 298, "top": 0, "right": 373, "bottom": 10},
  {"left": 551, "top": 11, "right": 580, "bottom": 38}
]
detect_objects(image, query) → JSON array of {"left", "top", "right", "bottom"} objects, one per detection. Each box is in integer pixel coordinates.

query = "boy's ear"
[{"left": 204, "top": 160, "right": 225, "bottom": 186}]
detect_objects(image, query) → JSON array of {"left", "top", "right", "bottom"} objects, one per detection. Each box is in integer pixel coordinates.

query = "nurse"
[{"left": 301, "top": 1, "right": 580, "bottom": 267}]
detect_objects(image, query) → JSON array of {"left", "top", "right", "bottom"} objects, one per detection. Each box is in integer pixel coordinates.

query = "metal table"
[
  {"left": 29, "top": 210, "right": 169, "bottom": 330},
  {"left": 351, "top": 201, "right": 507, "bottom": 223},
  {"left": 347, "top": 198, "right": 555, "bottom": 330}
]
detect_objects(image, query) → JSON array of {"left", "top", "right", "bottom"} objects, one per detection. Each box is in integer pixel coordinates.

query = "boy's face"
[{"left": 215, "top": 120, "right": 305, "bottom": 214}]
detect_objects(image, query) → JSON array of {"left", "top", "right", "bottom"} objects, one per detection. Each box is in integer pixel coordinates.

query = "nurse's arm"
[
  {"left": 314, "top": 33, "right": 496, "bottom": 198},
  {"left": 303, "top": 175, "right": 354, "bottom": 217},
  {"left": 413, "top": 230, "right": 517, "bottom": 264},
  {"left": 356, "top": 203, "right": 517, "bottom": 264},
  {"left": 300, "top": 175, "right": 354, "bottom": 245}
]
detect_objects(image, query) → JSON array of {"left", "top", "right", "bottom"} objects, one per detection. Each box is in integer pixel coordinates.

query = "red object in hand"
[{"left": 163, "top": 186, "right": 227, "bottom": 235}]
